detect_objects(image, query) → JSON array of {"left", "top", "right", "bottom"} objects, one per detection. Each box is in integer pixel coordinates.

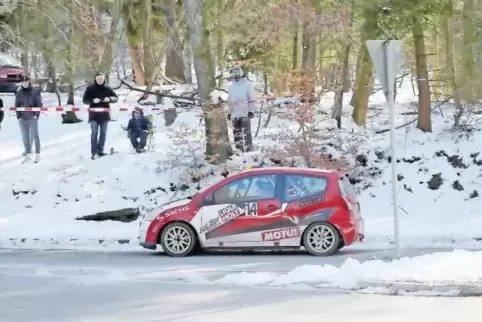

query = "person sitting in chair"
[{"left": 127, "top": 108, "right": 151, "bottom": 153}]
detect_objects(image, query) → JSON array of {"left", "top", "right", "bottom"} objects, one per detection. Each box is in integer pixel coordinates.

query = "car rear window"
[
  {"left": 339, "top": 176, "right": 356, "bottom": 196},
  {"left": 284, "top": 174, "right": 328, "bottom": 201}
]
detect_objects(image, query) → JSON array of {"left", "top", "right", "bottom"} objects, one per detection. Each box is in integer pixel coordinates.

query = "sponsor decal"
[
  {"left": 201, "top": 204, "right": 243, "bottom": 234},
  {"left": 200, "top": 216, "right": 222, "bottom": 233},
  {"left": 296, "top": 195, "right": 326, "bottom": 208},
  {"left": 287, "top": 186, "right": 297, "bottom": 197},
  {"left": 261, "top": 227, "right": 301, "bottom": 241},
  {"left": 165, "top": 206, "right": 189, "bottom": 216},
  {"left": 156, "top": 206, "right": 189, "bottom": 220},
  {"left": 218, "top": 204, "right": 243, "bottom": 222}
]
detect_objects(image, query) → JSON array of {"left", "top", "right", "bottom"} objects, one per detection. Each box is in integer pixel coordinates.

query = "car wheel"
[
  {"left": 303, "top": 222, "right": 340, "bottom": 256},
  {"left": 160, "top": 222, "right": 198, "bottom": 257}
]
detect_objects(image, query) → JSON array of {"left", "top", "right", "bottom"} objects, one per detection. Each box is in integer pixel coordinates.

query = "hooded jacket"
[
  {"left": 227, "top": 77, "right": 255, "bottom": 118},
  {"left": 127, "top": 110, "right": 151, "bottom": 136},
  {"left": 0, "top": 98, "right": 3, "bottom": 124},
  {"left": 82, "top": 73, "right": 119, "bottom": 122},
  {"left": 15, "top": 84, "right": 42, "bottom": 120}
]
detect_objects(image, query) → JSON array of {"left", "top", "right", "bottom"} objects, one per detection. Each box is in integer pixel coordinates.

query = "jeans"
[
  {"left": 232, "top": 117, "right": 252, "bottom": 152},
  {"left": 90, "top": 121, "right": 108, "bottom": 155},
  {"left": 19, "top": 118, "right": 40, "bottom": 153},
  {"left": 129, "top": 131, "right": 148, "bottom": 149}
]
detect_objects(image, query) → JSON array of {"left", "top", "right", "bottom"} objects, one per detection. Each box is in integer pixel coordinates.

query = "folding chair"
[
  {"left": 125, "top": 114, "right": 156, "bottom": 153},
  {"left": 146, "top": 114, "right": 156, "bottom": 151}
]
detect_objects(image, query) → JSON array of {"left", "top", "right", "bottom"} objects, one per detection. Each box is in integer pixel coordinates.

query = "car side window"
[
  {"left": 284, "top": 175, "right": 328, "bottom": 202},
  {"left": 213, "top": 174, "right": 277, "bottom": 204}
]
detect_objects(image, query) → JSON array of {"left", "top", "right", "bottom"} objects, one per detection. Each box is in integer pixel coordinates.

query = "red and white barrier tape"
[
  {"left": 0, "top": 106, "right": 173, "bottom": 112},
  {"left": 0, "top": 96, "right": 300, "bottom": 112}
]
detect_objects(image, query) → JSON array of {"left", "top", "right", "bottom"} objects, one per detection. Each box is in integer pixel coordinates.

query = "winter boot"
[
  {"left": 97, "top": 151, "right": 107, "bottom": 157},
  {"left": 21, "top": 154, "right": 31, "bottom": 164},
  {"left": 34, "top": 154, "right": 41, "bottom": 163},
  {"left": 91, "top": 155, "right": 96, "bottom": 160}
]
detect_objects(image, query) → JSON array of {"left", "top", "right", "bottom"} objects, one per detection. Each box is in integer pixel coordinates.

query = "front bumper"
[{"left": 140, "top": 242, "right": 157, "bottom": 250}]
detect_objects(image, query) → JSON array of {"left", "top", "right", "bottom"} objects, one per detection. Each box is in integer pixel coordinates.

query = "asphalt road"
[{"left": 0, "top": 247, "right": 478, "bottom": 322}]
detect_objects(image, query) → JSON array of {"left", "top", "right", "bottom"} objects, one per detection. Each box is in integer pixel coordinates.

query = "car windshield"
[{"left": 0, "top": 54, "right": 22, "bottom": 68}]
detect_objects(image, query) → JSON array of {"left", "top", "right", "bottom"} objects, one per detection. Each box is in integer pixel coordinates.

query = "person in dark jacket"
[
  {"left": 82, "top": 72, "right": 118, "bottom": 159},
  {"left": 16, "top": 76, "right": 42, "bottom": 163},
  {"left": 0, "top": 98, "right": 4, "bottom": 130},
  {"left": 127, "top": 108, "right": 151, "bottom": 153}
]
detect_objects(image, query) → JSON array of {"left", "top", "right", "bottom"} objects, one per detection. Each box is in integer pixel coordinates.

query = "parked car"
[
  {"left": 139, "top": 167, "right": 364, "bottom": 257},
  {"left": 0, "top": 53, "right": 23, "bottom": 93}
]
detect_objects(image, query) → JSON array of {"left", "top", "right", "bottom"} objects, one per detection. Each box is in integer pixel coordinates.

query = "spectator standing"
[{"left": 82, "top": 72, "right": 118, "bottom": 160}]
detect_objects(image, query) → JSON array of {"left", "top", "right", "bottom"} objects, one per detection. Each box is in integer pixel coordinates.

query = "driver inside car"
[{"left": 255, "top": 178, "right": 274, "bottom": 199}]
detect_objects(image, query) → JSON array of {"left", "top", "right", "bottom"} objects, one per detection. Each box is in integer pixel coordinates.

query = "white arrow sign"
[{"left": 366, "top": 40, "right": 403, "bottom": 100}]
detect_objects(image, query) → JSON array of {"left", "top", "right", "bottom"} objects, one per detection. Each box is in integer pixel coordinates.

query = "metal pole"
[{"left": 383, "top": 40, "right": 401, "bottom": 258}]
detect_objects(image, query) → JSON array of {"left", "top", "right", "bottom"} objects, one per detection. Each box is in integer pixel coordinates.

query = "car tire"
[
  {"left": 303, "top": 222, "right": 340, "bottom": 256},
  {"left": 160, "top": 222, "right": 198, "bottom": 257}
]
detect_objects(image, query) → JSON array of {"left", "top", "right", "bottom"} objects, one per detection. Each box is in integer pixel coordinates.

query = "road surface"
[{"left": 0, "top": 248, "right": 479, "bottom": 322}]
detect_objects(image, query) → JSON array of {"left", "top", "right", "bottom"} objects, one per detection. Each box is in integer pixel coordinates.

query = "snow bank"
[{"left": 214, "top": 250, "right": 482, "bottom": 294}]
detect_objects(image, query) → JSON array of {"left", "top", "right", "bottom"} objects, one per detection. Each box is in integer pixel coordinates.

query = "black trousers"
[{"left": 232, "top": 117, "right": 252, "bottom": 152}]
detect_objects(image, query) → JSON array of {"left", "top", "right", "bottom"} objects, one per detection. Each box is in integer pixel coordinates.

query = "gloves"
[
  {"left": 227, "top": 114, "right": 231, "bottom": 121},
  {"left": 248, "top": 112, "right": 254, "bottom": 119},
  {"left": 103, "top": 97, "right": 111, "bottom": 103},
  {"left": 93, "top": 98, "right": 101, "bottom": 104}
]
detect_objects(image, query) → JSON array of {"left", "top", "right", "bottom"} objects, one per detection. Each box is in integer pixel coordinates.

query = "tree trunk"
[
  {"left": 165, "top": 0, "right": 186, "bottom": 82},
  {"left": 300, "top": 22, "right": 316, "bottom": 102},
  {"left": 442, "top": 0, "right": 463, "bottom": 126},
  {"left": 351, "top": 6, "right": 377, "bottom": 125},
  {"left": 292, "top": 24, "right": 299, "bottom": 71},
  {"left": 18, "top": 4, "right": 28, "bottom": 74},
  {"left": 318, "top": 36, "right": 324, "bottom": 89},
  {"left": 184, "top": 0, "right": 231, "bottom": 162},
  {"left": 124, "top": 4, "right": 145, "bottom": 86},
  {"left": 412, "top": 17, "right": 432, "bottom": 132},
  {"left": 98, "top": 2, "right": 122, "bottom": 82},
  {"left": 215, "top": 0, "right": 224, "bottom": 87},
  {"left": 462, "top": 0, "right": 475, "bottom": 101},
  {"left": 65, "top": 2, "right": 80, "bottom": 123},
  {"left": 332, "top": 0, "right": 354, "bottom": 129},
  {"left": 349, "top": 47, "right": 364, "bottom": 107},
  {"left": 183, "top": 43, "right": 193, "bottom": 84},
  {"left": 142, "top": 0, "right": 155, "bottom": 85}
]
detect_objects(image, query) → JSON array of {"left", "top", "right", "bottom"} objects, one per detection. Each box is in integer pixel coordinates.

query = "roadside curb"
[{"left": 357, "top": 280, "right": 482, "bottom": 296}]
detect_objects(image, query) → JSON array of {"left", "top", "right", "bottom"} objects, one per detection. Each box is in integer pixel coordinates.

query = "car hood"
[
  {"left": 0, "top": 67, "right": 23, "bottom": 74},
  {"left": 142, "top": 198, "right": 191, "bottom": 221}
]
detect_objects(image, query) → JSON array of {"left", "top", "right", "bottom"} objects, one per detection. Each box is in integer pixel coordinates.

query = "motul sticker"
[{"left": 261, "top": 227, "right": 301, "bottom": 241}]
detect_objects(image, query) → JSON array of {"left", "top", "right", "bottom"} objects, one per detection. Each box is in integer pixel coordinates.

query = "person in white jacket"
[{"left": 227, "top": 66, "right": 255, "bottom": 152}]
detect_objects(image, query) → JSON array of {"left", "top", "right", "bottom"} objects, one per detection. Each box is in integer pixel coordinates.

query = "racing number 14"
[{"left": 244, "top": 202, "right": 258, "bottom": 217}]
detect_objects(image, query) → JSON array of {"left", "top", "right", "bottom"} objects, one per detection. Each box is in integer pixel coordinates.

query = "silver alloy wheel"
[
  {"left": 306, "top": 224, "right": 336, "bottom": 253},
  {"left": 163, "top": 225, "right": 192, "bottom": 254}
]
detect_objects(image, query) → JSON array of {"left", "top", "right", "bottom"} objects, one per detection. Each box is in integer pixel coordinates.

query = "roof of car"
[{"left": 238, "top": 166, "right": 344, "bottom": 177}]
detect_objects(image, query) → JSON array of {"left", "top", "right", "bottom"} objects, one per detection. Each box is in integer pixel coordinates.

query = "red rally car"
[{"left": 139, "top": 167, "right": 364, "bottom": 257}]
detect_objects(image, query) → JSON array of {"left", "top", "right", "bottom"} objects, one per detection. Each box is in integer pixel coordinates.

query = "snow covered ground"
[{"left": 1, "top": 79, "right": 482, "bottom": 253}]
